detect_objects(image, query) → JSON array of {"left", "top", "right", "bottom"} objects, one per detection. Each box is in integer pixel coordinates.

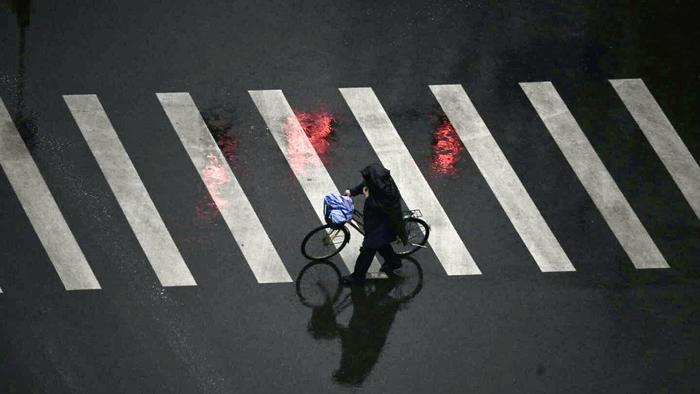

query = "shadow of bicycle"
[{"left": 295, "top": 258, "right": 424, "bottom": 387}]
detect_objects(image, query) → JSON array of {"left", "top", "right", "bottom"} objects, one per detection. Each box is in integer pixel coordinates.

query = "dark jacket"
[{"left": 349, "top": 164, "right": 407, "bottom": 246}]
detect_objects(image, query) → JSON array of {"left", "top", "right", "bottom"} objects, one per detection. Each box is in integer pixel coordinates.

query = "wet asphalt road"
[{"left": 1, "top": 1, "right": 700, "bottom": 392}]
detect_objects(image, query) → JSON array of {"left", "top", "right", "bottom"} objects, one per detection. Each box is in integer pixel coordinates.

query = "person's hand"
[{"left": 343, "top": 189, "right": 351, "bottom": 197}]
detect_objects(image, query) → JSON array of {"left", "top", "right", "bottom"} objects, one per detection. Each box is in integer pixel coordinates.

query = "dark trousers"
[{"left": 352, "top": 244, "right": 400, "bottom": 278}]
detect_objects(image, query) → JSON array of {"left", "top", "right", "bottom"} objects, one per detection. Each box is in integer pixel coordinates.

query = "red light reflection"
[
  {"left": 217, "top": 130, "right": 239, "bottom": 167},
  {"left": 195, "top": 152, "right": 231, "bottom": 222},
  {"left": 285, "top": 109, "right": 336, "bottom": 176},
  {"left": 195, "top": 111, "right": 239, "bottom": 222},
  {"left": 295, "top": 110, "right": 335, "bottom": 157},
  {"left": 432, "top": 117, "right": 464, "bottom": 176}
]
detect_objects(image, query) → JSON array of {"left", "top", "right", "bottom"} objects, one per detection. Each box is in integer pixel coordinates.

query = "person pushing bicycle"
[{"left": 341, "top": 163, "right": 407, "bottom": 285}]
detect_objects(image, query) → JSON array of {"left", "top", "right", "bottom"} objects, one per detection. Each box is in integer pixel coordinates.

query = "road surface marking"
[
  {"left": 339, "top": 87, "right": 481, "bottom": 275},
  {"left": 0, "top": 98, "right": 100, "bottom": 290},
  {"left": 610, "top": 78, "right": 700, "bottom": 220},
  {"left": 64, "top": 94, "right": 197, "bottom": 286},
  {"left": 431, "top": 84, "right": 574, "bottom": 272},
  {"left": 520, "top": 82, "right": 668, "bottom": 269},
  {"left": 158, "top": 93, "right": 292, "bottom": 283},
  {"left": 249, "top": 90, "right": 383, "bottom": 274}
]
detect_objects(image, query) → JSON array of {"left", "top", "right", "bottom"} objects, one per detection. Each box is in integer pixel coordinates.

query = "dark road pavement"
[{"left": 0, "top": 1, "right": 699, "bottom": 392}]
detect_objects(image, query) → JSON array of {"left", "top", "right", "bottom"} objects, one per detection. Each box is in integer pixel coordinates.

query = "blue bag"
[{"left": 323, "top": 194, "right": 354, "bottom": 226}]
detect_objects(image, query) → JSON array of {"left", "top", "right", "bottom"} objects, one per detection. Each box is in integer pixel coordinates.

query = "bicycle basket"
[{"left": 323, "top": 194, "right": 354, "bottom": 226}]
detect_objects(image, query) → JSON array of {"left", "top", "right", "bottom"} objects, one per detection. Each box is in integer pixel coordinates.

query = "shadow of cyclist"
[{"left": 298, "top": 258, "right": 423, "bottom": 387}]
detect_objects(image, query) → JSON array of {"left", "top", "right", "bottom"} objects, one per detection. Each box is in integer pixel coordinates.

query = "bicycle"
[{"left": 300, "top": 204, "right": 430, "bottom": 261}]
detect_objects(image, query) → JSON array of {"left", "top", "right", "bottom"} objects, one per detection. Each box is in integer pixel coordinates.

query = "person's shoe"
[{"left": 341, "top": 274, "right": 365, "bottom": 286}]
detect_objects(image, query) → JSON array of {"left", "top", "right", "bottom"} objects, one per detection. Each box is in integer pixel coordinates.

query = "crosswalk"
[
  {"left": 65, "top": 94, "right": 199, "bottom": 287},
  {"left": 431, "top": 84, "right": 574, "bottom": 272},
  {"left": 249, "top": 90, "right": 383, "bottom": 275},
  {"left": 159, "top": 92, "right": 293, "bottom": 283},
  {"left": 340, "top": 87, "right": 481, "bottom": 276},
  {"left": 0, "top": 98, "right": 101, "bottom": 291},
  {"left": 521, "top": 82, "right": 668, "bottom": 269},
  {"left": 0, "top": 79, "right": 697, "bottom": 291},
  {"left": 610, "top": 79, "right": 700, "bottom": 220}
]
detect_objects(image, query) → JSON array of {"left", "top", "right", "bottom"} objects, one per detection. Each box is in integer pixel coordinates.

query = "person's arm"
[{"left": 346, "top": 182, "right": 365, "bottom": 197}]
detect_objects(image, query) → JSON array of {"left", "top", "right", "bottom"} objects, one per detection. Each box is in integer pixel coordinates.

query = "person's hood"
[{"left": 360, "top": 163, "right": 400, "bottom": 207}]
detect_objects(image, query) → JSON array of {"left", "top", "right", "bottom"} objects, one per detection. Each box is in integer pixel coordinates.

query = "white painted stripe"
[
  {"left": 521, "top": 82, "right": 668, "bottom": 269},
  {"left": 157, "top": 93, "right": 292, "bottom": 283},
  {"left": 610, "top": 78, "right": 700, "bottom": 220},
  {"left": 430, "top": 84, "right": 575, "bottom": 272},
  {"left": 340, "top": 87, "right": 482, "bottom": 276},
  {"left": 248, "top": 90, "right": 382, "bottom": 274},
  {"left": 0, "top": 98, "right": 100, "bottom": 290},
  {"left": 64, "top": 95, "right": 197, "bottom": 286}
]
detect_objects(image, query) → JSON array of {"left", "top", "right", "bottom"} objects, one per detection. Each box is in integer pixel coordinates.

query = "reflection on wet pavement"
[
  {"left": 297, "top": 259, "right": 423, "bottom": 387},
  {"left": 294, "top": 109, "right": 336, "bottom": 161},
  {"left": 197, "top": 154, "right": 230, "bottom": 219},
  {"left": 287, "top": 108, "right": 337, "bottom": 175},
  {"left": 196, "top": 106, "right": 240, "bottom": 222},
  {"left": 431, "top": 116, "right": 464, "bottom": 176},
  {"left": 8, "top": 0, "right": 37, "bottom": 150}
]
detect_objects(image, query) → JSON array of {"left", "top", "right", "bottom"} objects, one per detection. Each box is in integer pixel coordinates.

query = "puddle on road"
[
  {"left": 194, "top": 106, "right": 240, "bottom": 223},
  {"left": 285, "top": 108, "right": 338, "bottom": 178},
  {"left": 194, "top": 105, "right": 338, "bottom": 222},
  {"left": 294, "top": 109, "right": 336, "bottom": 162},
  {"left": 196, "top": 154, "right": 231, "bottom": 221},
  {"left": 431, "top": 116, "right": 464, "bottom": 177}
]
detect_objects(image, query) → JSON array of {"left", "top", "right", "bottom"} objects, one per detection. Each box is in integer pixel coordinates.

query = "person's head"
[
  {"left": 360, "top": 163, "right": 390, "bottom": 190},
  {"left": 360, "top": 163, "right": 399, "bottom": 204}
]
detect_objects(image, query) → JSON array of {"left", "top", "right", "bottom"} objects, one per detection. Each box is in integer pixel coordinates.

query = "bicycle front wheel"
[
  {"left": 301, "top": 224, "right": 350, "bottom": 260},
  {"left": 392, "top": 218, "right": 430, "bottom": 256}
]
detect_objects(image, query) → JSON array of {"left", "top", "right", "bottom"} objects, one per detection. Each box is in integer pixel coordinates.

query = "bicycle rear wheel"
[
  {"left": 392, "top": 218, "right": 430, "bottom": 256},
  {"left": 301, "top": 224, "right": 350, "bottom": 260}
]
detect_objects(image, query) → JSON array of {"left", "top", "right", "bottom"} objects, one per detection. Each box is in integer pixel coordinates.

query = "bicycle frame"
[{"left": 347, "top": 209, "right": 365, "bottom": 235}]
